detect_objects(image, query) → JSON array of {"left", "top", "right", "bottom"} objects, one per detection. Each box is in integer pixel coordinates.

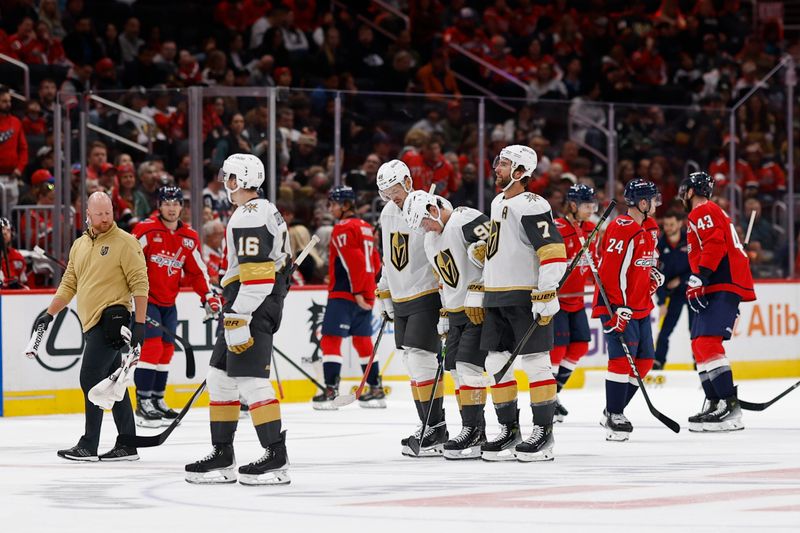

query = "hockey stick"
[
  {"left": 585, "top": 251, "right": 681, "bottom": 433},
  {"left": 118, "top": 235, "right": 321, "bottom": 448},
  {"left": 743, "top": 209, "right": 757, "bottom": 247},
  {"left": 408, "top": 345, "right": 446, "bottom": 457},
  {"left": 272, "top": 345, "right": 326, "bottom": 392},
  {"left": 489, "top": 200, "right": 617, "bottom": 385},
  {"left": 331, "top": 317, "right": 388, "bottom": 407},
  {"left": 272, "top": 349, "right": 284, "bottom": 400},
  {"left": 145, "top": 315, "right": 196, "bottom": 379},
  {"left": 740, "top": 381, "right": 800, "bottom": 411}
]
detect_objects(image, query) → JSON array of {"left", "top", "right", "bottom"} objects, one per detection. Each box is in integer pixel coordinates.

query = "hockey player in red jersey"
[
  {"left": 132, "top": 187, "right": 221, "bottom": 427},
  {"left": 312, "top": 185, "right": 383, "bottom": 409},
  {"left": 550, "top": 184, "right": 597, "bottom": 421},
  {"left": 679, "top": 171, "right": 755, "bottom": 432},
  {"left": 592, "top": 179, "right": 663, "bottom": 441}
]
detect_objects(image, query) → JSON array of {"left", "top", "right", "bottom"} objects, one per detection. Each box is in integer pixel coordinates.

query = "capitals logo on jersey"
[
  {"left": 151, "top": 250, "right": 185, "bottom": 276},
  {"left": 391, "top": 232, "right": 409, "bottom": 271},
  {"left": 435, "top": 248, "right": 460, "bottom": 288}
]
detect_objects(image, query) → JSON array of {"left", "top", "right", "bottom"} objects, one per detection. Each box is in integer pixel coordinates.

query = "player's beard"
[{"left": 495, "top": 172, "right": 510, "bottom": 190}]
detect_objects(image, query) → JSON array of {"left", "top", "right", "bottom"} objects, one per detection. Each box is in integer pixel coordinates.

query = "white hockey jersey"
[
  {"left": 377, "top": 197, "right": 450, "bottom": 315},
  {"left": 221, "top": 198, "right": 291, "bottom": 315},
  {"left": 423, "top": 206, "right": 489, "bottom": 313},
  {"left": 484, "top": 191, "right": 567, "bottom": 307}
]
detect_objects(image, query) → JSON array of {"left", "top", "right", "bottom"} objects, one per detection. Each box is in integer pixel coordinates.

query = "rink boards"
[{"left": 2, "top": 282, "right": 799, "bottom": 416}]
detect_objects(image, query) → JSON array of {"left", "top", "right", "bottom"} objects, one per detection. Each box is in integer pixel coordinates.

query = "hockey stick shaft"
[
  {"left": 145, "top": 315, "right": 196, "bottom": 379},
  {"left": 493, "top": 200, "right": 616, "bottom": 384},
  {"left": 743, "top": 209, "right": 757, "bottom": 246},
  {"left": 272, "top": 345, "right": 326, "bottom": 391},
  {"left": 272, "top": 349, "right": 284, "bottom": 400},
  {"left": 331, "top": 317, "right": 388, "bottom": 407},
  {"left": 740, "top": 380, "right": 800, "bottom": 411},
  {"left": 585, "top": 252, "right": 680, "bottom": 433},
  {"left": 409, "top": 347, "right": 445, "bottom": 457}
]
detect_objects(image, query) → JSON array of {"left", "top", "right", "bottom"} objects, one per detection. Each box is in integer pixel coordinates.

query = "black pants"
[
  {"left": 655, "top": 294, "right": 696, "bottom": 365},
  {"left": 77, "top": 325, "right": 136, "bottom": 453}
]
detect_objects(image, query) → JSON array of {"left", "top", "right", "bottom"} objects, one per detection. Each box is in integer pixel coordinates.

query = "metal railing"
[
  {"left": 446, "top": 42, "right": 530, "bottom": 97},
  {"left": 0, "top": 53, "right": 30, "bottom": 100}
]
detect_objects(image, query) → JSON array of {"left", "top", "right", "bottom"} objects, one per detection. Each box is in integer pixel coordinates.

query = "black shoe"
[
  {"left": 481, "top": 420, "right": 522, "bottom": 461},
  {"left": 701, "top": 396, "right": 744, "bottom": 432},
  {"left": 312, "top": 386, "right": 339, "bottom": 410},
  {"left": 57, "top": 445, "right": 98, "bottom": 462},
  {"left": 515, "top": 424, "right": 555, "bottom": 462},
  {"left": 153, "top": 397, "right": 179, "bottom": 419},
  {"left": 406, "top": 421, "right": 448, "bottom": 457},
  {"left": 652, "top": 360, "right": 665, "bottom": 371},
  {"left": 99, "top": 444, "right": 139, "bottom": 461},
  {"left": 554, "top": 397, "right": 569, "bottom": 423},
  {"left": 135, "top": 397, "right": 163, "bottom": 428},
  {"left": 239, "top": 431, "right": 291, "bottom": 485},
  {"left": 600, "top": 409, "right": 633, "bottom": 441},
  {"left": 185, "top": 444, "right": 236, "bottom": 484},
  {"left": 443, "top": 425, "right": 486, "bottom": 460},
  {"left": 688, "top": 398, "right": 719, "bottom": 432}
]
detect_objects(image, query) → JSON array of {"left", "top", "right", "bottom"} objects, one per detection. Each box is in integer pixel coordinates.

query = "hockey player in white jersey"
[
  {"left": 185, "top": 154, "right": 293, "bottom": 485},
  {"left": 403, "top": 190, "right": 497, "bottom": 459},
  {"left": 476, "top": 144, "right": 567, "bottom": 462},
  {"left": 375, "top": 159, "right": 450, "bottom": 457}
]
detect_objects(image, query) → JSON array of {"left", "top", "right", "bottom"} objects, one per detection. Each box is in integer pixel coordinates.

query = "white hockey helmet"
[
  {"left": 219, "top": 153, "right": 265, "bottom": 201},
  {"left": 494, "top": 144, "right": 538, "bottom": 191},
  {"left": 402, "top": 189, "right": 440, "bottom": 231},
  {"left": 376, "top": 159, "right": 412, "bottom": 199}
]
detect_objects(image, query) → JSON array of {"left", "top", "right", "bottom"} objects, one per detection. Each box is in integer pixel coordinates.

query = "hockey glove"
[
  {"left": 467, "top": 240, "right": 487, "bottom": 268},
  {"left": 223, "top": 313, "right": 255, "bottom": 354},
  {"left": 25, "top": 312, "right": 53, "bottom": 358},
  {"left": 603, "top": 306, "right": 632, "bottom": 336},
  {"left": 437, "top": 310, "right": 449, "bottom": 337},
  {"left": 374, "top": 289, "right": 394, "bottom": 321},
  {"left": 531, "top": 287, "right": 559, "bottom": 326},
  {"left": 686, "top": 273, "right": 709, "bottom": 313},
  {"left": 203, "top": 292, "right": 222, "bottom": 320},
  {"left": 649, "top": 267, "right": 665, "bottom": 296},
  {"left": 464, "top": 283, "right": 485, "bottom": 325},
  {"left": 130, "top": 322, "right": 146, "bottom": 350}
]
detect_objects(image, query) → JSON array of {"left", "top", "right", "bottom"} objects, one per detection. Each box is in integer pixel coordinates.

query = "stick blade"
[
  {"left": 118, "top": 432, "right": 165, "bottom": 448},
  {"left": 407, "top": 438, "right": 421, "bottom": 457},
  {"left": 331, "top": 394, "right": 356, "bottom": 408},
  {"left": 654, "top": 410, "right": 681, "bottom": 433},
  {"left": 739, "top": 400, "right": 768, "bottom": 412}
]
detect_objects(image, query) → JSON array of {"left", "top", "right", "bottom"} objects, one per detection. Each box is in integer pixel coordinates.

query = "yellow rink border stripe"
[{"left": 3, "top": 359, "right": 798, "bottom": 416}]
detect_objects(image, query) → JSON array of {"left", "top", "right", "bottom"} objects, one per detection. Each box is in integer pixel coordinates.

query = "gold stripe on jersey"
[
  {"left": 485, "top": 285, "right": 535, "bottom": 292},
  {"left": 536, "top": 243, "right": 567, "bottom": 263},
  {"left": 240, "top": 260, "right": 275, "bottom": 283},
  {"left": 222, "top": 274, "right": 240, "bottom": 288},
  {"left": 376, "top": 289, "right": 392, "bottom": 299},
  {"left": 392, "top": 287, "right": 440, "bottom": 303},
  {"left": 444, "top": 306, "right": 465, "bottom": 313}
]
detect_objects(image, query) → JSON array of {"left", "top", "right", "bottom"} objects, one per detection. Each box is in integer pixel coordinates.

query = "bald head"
[{"left": 87, "top": 192, "right": 114, "bottom": 235}]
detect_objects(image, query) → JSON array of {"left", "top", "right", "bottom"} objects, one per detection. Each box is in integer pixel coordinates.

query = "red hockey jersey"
[
  {"left": 132, "top": 215, "right": 212, "bottom": 306},
  {"left": 686, "top": 200, "right": 755, "bottom": 302},
  {"left": 1, "top": 247, "right": 27, "bottom": 287},
  {"left": 592, "top": 214, "right": 659, "bottom": 320},
  {"left": 554, "top": 217, "right": 596, "bottom": 312},
  {"left": 328, "top": 217, "right": 381, "bottom": 303}
]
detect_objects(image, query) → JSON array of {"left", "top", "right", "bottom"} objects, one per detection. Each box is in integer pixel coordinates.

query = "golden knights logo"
[
  {"left": 486, "top": 220, "right": 500, "bottom": 260},
  {"left": 390, "top": 232, "right": 409, "bottom": 271},
  {"left": 100, "top": 245, "right": 109, "bottom": 256},
  {"left": 435, "top": 249, "right": 460, "bottom": 288}
]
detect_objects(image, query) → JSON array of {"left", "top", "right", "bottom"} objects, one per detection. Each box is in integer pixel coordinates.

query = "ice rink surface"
[{"left": 1, "top": 378, "right": 799, "bottom": 533}]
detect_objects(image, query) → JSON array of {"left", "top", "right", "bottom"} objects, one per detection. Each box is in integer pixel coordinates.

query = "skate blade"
[
  {"left": 554, "top": 414, "right": 565, "bottom": 423},
  {"left": 239, "top": 470, "right": 291, "bottom": 486},
  {"left": 407, "top": 444, "right": 444, "bottom": 458},
  {"left": 444, "top": 446, "right": 482, "bottom": 460},
  {"left": 358, "top": 399, "right": 387, "bottom": 409},
  {"left": 135, "top": 418, "right": 163, "bottom": 429},
  {"left": 311, "top": 402, "right": 338, "bottom": 411},
  {"left": 688, "top": 422, "right": 705, "bottom": 432},
  {"left": 514, "top": 448, "right": 555, "bottom": 462},
  {"left": 99, "top": 454, "right": 139, "bottom": 462},
  {"left": 57, "top": 453, "right": 99, "bottom": 462},
  {"left": 161, "top": 418, "right": 180, "bottom": 427},
  {"left": 605, "top": 429, "right": 630, "bottom": 442},
  {"left": 185, "top": 468, "right": 237, "bottom": 484},
  {"left": 480, "top": 448, "right": 518, "bottom": 462},
  {"left": 401, "top": 445, "right": 412, "bottom": 457},
  {"left": 702, "top": 420, "right": 744, "bottom": 432}
]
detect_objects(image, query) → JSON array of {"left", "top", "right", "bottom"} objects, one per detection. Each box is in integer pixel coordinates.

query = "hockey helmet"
[
  {"left": 376, "top": 159, "right": 412, "bottom": 199},
  {"left": 403, "top": 190, "right": 440, "bottom": 231},
  {"left": 624, "top": 178, "right": 661, "bottom": 207},
  {"left": 158, "top": 186, "right": 184, "bottom": 206},
  {"left": 493, "top": 144, "right": 537, "bottom": 191},
  {"left": 328, "top": 185, "right": 356, "bottom": 204},
  {"left": 678, "top": 171, "right": 714, "bottom": 199},
  {"left": 566, "top": 183, "right": 595, "bottom": 204},
  {"left": 218, "top": 153, "right": 265, "bottom": 202}
]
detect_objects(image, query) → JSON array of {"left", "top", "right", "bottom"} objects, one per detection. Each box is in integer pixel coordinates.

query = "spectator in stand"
[
  {"left": 137, "top": 161, "right": 161, "bottom": 218},
  {"left": 112, "top": 163, "right": 148, "bottom": 232},
  {"left": 439, "top": 99, "right": 471, "bottom": 153},
  {"left": 744, "top": 142, "right": 786, "bottom": 200},
  {"left": 743, "top": 197, "right": 779, "bottom": 254},
  {"left": 84, "top": 142, "right": 108, "bottom": 181},
  {"left": 0, "top": 217, "right": 28, "bottom": 289},
  {"left": 443, "top": 7, "right": 489, "bottom": 56},
  {"left": 94, "top": 57, "right": 122, "bottom": 91},
  {"left": 212, "top": 113, "right": 251, "bottom": 168},
  {"left": 350, "top": 25, "right": 385, "bottom": 79},
  {"left": 289, "top": 131, "right": 320, "bottom": 176},
  {"left": 516, "top": 39, "right": 560, "bottom": 82},
  {"left": 176, "top": 49, "right": 202, "bottom": 86},
  {"left": 21, "top": 100, "right": 46, "bottom": 136},
  {"left": 708, "top": 137, "right": 756, "bottom": 190},
  {"left": 8, "top": 17, "right": 38, "bottom": 63},
  {"left": 202, "top": 219, "right": 226, "bottom": 287},
  {"left": 344, "top": 153, "right": 381, "bottom": 200},
  {"left": 202, "top": 172, "right": 232, "bottom": 222},
  {"left": 30, "top": 20, "right": 68, "bottom": 65},
  {"left": 314, "top": 26, "right": 345, "bottom": 74},
  {"left": 0, "top": 87, "right": 28, "bottom": 208},
  {"left": 98, "top": 22, "right": 122, "bottom": 64},
  {"left": 481, "top": 35, "right": 519, "bottom": 95},
  {"left": 407, "top": 138, "right": 460, "bottom": 198},
  {"left": 416, "top": 49, "right": 461, "bottom": 101},
  {"left": 380, "top": 50, "right": 415, "bottom": 93},
  {"left": 528, "top": 62, "right": 568, "bottom": 102},
  {"left": 119, "top": 17, "right": 144, "bottom": 63},
  {"left": 694, "top": 33, "right": 732, "bottom": 73},
  {"left": 36, "top": 78, "right": 57, "bottom": 129},
  {"left": 62, "top": 16, "right": 102, "bottom": 66},
  {"left": 630, "top": 35, "right": 667, "bottom": 86},
  {"left": 39, "top": 0, "right": 66, "bottom": 39},
  {"left": 59, "top": 62, "right": 93, "bottom": 109}
]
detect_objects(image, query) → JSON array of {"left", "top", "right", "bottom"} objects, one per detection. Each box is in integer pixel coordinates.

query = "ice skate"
[
  {"left": 358, "top": 381, "right": 387, "bottom": 409},
  {"left": 312, "top": 385, "right": 339, "bottom": 411},
  {"left": 443, "top": 425, "right": 486, "bottom": 460},
  {"left": 406, "top": 421, "right": 447, "bottom": 457},
  {"left": 57, "top": 445, "right": 98, "bottom": 462},
  {"left": 185, "top": 444, "right": 237, "bottom": 484},
  {"left": 401, "top": 424, "right": 422, "bottom": 456},
  {"left": 514, "top": 424, "right": 554, "bottom": 462},
  {"left": 153, "top": 397, "right": 179, "bottom": 423},
  {"left": 600, "top": 409, "right": 633, "bottom": 441},
  {"left": 702, "top": 396, "right": 744, "bottom": 432},
  {"left": 688, "top": 398, "right": 719, "bottom": 432},
  {"left": 239, "top": 431, "right": 291, "bottom": 486},
  {"left": 481, "top": 421, "right": 522, "bottom": 461},
  {"left": 135, "top": 397, "right": 163, "bottom": 428},
  {"left": 554, "top": 397, "right": 568, "bottom": 423},
  {"left": 99, "top": 444, "right": 139, "bottom": 462}
]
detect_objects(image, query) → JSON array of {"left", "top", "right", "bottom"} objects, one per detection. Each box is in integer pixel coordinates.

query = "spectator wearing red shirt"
[
  {"left": 8, "top": 17, "right": 39, "bottom": 63},
  {"left": 744, "top": 142, "right": 786, "bottom": 197},
  {"left": 443, "top": 7, "right": 490, "bottom": 56},
  {"left": 0, "top": 217, "right": 28, "bottom": 290},
  {"left": 482, "top": 35, "right": 518, "bottom": 88},
  {"left": 29, "top": 21, "right": 68, "bottom": 65},
  {"left": 708, "top": 138, "right": 756, "bottom": 190},
  {"left": 0, "top": 87, "right": 28, "bottom": 208},
  {"left": 408, "top": 139, "right": 461, "bottom": 198},
  {"left": 21, "top": 100, "right": 46, "bottom": 136},
  {"left": 516, "top": 39, "right": 560, "bottom": 83},
  {"left": 630, "top": 36, "right": 668, "bottom": 86}
]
